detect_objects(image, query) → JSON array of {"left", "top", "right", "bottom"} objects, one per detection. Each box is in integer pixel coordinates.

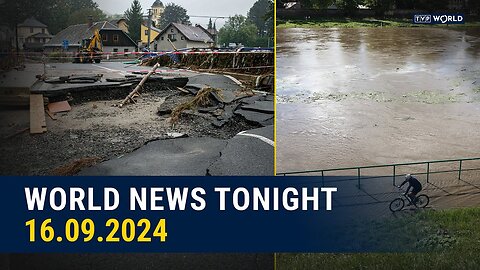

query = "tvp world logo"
[{"left": 413, "top": 14, "right": 465, "bottom": 25}]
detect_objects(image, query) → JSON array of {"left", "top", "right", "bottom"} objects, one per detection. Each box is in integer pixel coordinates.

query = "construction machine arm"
[{"left": 88, "top": 29, "right": 103, "bottom": 52}]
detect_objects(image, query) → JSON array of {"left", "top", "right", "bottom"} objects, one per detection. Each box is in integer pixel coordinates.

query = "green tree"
[
  {"left": 124, "top": 0, "right": 143, "bottom": 42},
  {"left": 247, "top": 0, "right": 272, "bottom": 36},
  {"left": 47, "top": 0, "right": 100, "bottom": 33},
  {"left": 158, "top": 3, "right": 191, "bottom": 29},
  {"left": 468, "top": 1, "right": 480, "bottom": 14},
  {"left": 416, "top": 0, "right": 449, "bottom": 11},
  {"left": 208, "top": 18, "right": 213, "bottom": 29},
  {"left": 300, "top": 0, "right": 335, "bottom": 9},
  {"left": 363, "top": 0, "right": 394, "bottom": 16},
  {"left": 264, "top": 1, "right": 274, "bottom": 38},
  {"left": 218, "top": 15, "right": 259, "bottom": 47},
  {"left": 1, "top": 0, "right": 104, "bottom": 35},
  {"left": 395, "top": 0, "right": 449, "bottom": 10},
  {"left": 68, "top": 8, "right": 107, "bottom": 26},
  {"left": 336, "top": 0, "right": 361, "bottom": 16},
  {"left": 107, "top": 14, "right": 125, "bottom": 20}
]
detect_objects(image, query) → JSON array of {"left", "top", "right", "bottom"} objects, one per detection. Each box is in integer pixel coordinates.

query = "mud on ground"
[{"left": 0, "top": 84, "right": 259, "bottom": 176}]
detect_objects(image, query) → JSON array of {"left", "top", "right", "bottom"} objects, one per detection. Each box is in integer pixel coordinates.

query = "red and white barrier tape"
[{"left": 0, "top": 50, "right": 273, "bottom": 57}]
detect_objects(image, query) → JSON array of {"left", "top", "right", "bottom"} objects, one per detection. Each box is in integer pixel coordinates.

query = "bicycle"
[{"left": 389, "top": 186, "right": 430, "bottom": 212}]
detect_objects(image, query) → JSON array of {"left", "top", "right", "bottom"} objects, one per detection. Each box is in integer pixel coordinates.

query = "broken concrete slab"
[
  {"left": 212, "top": 89, "right": 236, "bottom": 104},
  {"left": 184, "top": 84, "right": 204, "bottom": 95},
  {"left": 187, "top": 74, "right": 242, "bottom": 92},
  {"left": 44, "top": 77, "right": 67, "bottom": 84},
  {"left": 234, "top": 108, "right": 274, "bottom": 127},
  {"left": 198, "top": 106, "right": 220, "bottom": 113},
  {"left": 212, "top": 119, "right": 228, "bottom": 128},
  {"left": 33, "top": 76, "right": 189, "bottom": 98},
  {"left": 239, "top": 95, "right": 267, "bottom": 105},
  {"left": 47, "top": 101, "right": 71, "bottom": 113},
  {"left": 241, "top": 101, "right": 274, "bottom": 114},
  {"left": 106, "top": 77, "right": 140, "bottom": 83},
  {"left": 108, "top": 76, "right": 189, "bottom": 86},
  {"left": 207, "top": 126, "right": 274, "bottom": 176},
  {"left": 78, "top": 137, "right": 227, "bottom": 176},
  {"left": 217, "top": 104, "right": 237, "bottom": 120},
  {"left": 159, "top": 77, "right": 189, "bottom": 88},
  {"left": 208, "top": 104, "right": 237, "bottom": 128},
  {"left": 185, "top": 75, "right": 254, "bottom": 104},
  {"left": 44, "top": 74, "right": 103, "bottom": 84},
  {"left": 31, "top": 81, "right": 128, "bottom": 96}
]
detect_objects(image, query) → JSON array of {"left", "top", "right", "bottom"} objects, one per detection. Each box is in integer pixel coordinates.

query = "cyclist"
[{"left": 398, "top": 174, "right": 422, "bottom": 204}]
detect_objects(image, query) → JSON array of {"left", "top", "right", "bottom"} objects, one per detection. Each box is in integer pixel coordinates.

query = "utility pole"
[
  {"left": 14, "top": 23, "right": 19, "bottom": 52},
  {"left": 147, "top": 8, "right": 152, "bottom": 51}
]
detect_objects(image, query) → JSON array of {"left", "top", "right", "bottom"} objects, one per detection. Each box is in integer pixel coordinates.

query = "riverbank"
[
  {"left": 277, "top": 207, "right": 480, "bottom": 269},
  {"left": 277, "top": 18, "right": 480, "bottom": 28}
]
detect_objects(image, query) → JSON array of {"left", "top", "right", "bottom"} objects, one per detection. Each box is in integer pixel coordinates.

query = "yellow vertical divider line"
[
  {"left": 273, "top": 0, "right": 278, "bottom": 178},
  {"left": 274, "top": 0, "right": 278, "bottom": 269}
]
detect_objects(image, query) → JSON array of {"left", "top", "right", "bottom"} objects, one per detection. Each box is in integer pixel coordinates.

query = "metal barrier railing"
[{"left": 277, "top": 157, "right": 480, "bottom": 188}]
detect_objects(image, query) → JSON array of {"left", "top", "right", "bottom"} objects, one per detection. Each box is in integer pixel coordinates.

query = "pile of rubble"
[
  {"left": 143, "top": 52, "right": 274, "bottom": 75},
  {"left": 157, "top": 75, "right": 273, "bottom": 128}
]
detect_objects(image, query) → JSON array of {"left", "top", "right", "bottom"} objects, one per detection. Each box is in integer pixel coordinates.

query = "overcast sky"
[{"left": 96, "top": 0, "right": 258, "bottom": 28}]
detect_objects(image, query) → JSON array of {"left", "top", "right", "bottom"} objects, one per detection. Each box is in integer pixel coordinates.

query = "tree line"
[
  {"left": 218, "top": 0, "right": 274, "bottom": 47},
  {"left": 1, "top": 0, "right": 108, "bottom": 34},
  {"left": 278, "top": 0, "right": 480, "bottom": 16}
]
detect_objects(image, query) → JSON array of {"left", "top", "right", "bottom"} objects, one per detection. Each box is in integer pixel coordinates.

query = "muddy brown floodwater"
[{"left": 277, "top": 27, "right": 480, "bottom": 173}]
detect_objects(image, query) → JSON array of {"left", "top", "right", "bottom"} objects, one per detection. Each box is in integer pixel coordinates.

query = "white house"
[{"left": 152, "top": 23, "right": 214, "bottom": 51}]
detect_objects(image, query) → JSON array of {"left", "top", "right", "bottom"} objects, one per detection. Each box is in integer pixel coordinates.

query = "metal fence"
[{"left": 277, "top": 157, "right": 480, "bottom": 188}]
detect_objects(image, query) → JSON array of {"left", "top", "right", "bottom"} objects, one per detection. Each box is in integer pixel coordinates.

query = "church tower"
[{"left": 151, "top": 0, "right": 164, "bottom": 27}]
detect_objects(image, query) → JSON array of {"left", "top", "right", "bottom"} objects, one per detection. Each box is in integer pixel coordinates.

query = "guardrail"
[{"left": 277, "top": 157, "right": 480, "bottom": 188}]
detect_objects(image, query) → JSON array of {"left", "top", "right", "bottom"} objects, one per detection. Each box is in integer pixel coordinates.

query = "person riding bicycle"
[{"left": 398, "top": 174, "right": 422, "bottom": 204}]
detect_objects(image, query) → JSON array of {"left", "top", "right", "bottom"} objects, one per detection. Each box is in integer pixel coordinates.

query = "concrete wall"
[
  {"left": 187, "top": 41, "right": 213, "bottom": 49},
  {"left": 103, "top": 46, "right": 136, "bottom": 53},
  {"left": 44, "top": 45, "right": 135, "bottom": 53},
  {"left": 43, "top": 46, "right": 79, "bottom": 53}
]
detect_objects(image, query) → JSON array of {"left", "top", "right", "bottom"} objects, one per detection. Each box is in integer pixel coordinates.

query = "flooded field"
[{"left": 277, "top": 27, "right": 480, "bottom": 173}]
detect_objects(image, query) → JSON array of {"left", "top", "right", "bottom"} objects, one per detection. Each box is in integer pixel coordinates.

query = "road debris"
[
  {"left": 47, "top": 101, "right": 71, "bottom": 113},
  {"left": 119, "top": 63, "right": 160, "bottom": 107},
  {"left": 171, "top": 87, "right": 222, "bottom": 123},
  {"left": 29, "top": 94, "right": 47, "bottom": 134},
  {"left": 2, "top": 59, "right": 273, "bottom": 176},
  {"left": 51, "top": 157, "right": 101, "bottom": 176},
  {"left": 45, "top": 109, "right": 57, "bottom": 120},
  {"left": 143, "top": 52, "right": 274, "bottom": 76}
]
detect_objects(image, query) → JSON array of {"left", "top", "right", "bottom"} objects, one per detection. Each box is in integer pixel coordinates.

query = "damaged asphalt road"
[
  {"left": 208, "top": 126, "right": 274, "bottom": 176},
  {"left": 78, "top": 125, "right": 274, "bottom": 176},
  {"left": 0, "top": 61, "right": 274, "bottom": 176}
]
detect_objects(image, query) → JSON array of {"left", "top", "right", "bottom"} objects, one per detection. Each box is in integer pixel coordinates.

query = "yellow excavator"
[{"left": 73, "top": 29, "right": 103, "bottom": 63}]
